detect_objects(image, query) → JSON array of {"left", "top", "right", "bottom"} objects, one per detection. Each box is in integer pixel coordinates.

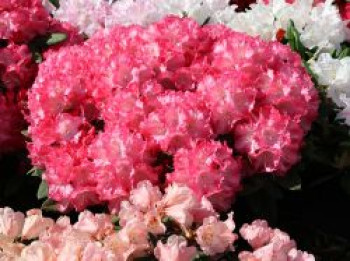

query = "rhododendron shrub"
[
  {"left": 0, "top": 183, "right": 315, "bottom": 260},
  {"left": 27, "top": 16, "right": 318, "bottom": 212}
]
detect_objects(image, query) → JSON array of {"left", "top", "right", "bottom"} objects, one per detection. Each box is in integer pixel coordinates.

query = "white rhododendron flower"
[
  {"left": 213, "top": 0, "right": 347, "bottom": 50},
  {"left": 53, "top": 0, "right": 109, "bottom": 36},
  {"left": 311, "top": 53, "right": 350, "bottom": 124}
]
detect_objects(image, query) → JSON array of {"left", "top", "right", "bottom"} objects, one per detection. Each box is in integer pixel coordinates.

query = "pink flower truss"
[
  {"left": 239, "top": 219, "right": 315, "bottom": 261},
  {"left": 0, "top": 43, "right": 37, "bottom": 92},
  {"left": 168, "top": 140, "right": 241, "bottom": 211},
  {"left": 0, "top": 0, "right": 51, "bottom": 43},
  {"left": 27, "top": 16, "right": 319, "bottom": 212}
]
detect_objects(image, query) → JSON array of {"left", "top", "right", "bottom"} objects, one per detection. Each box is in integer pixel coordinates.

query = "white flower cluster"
[
  {"left": 213, "top": 0, "right": 348, "bottom": 50},
  {"left": 53, "top": 0, "right": 110, "bottom": 36},
  {"left": 311, "top": 53, "right": 350, "bottom": 125},
  {"left": 52, "top": 0, "right": 348, "bottom": 50},
  {"left": 51, "top": 0, "right": 231, "bottom": 36},
  {"left": 107, "top": 0, "right": 231, "bottom": 26}
]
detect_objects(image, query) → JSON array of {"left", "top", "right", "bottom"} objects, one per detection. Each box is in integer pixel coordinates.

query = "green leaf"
[
  {"left": 49, "top": 0, "right": 59, "bottom": 8},
  {"left": 337, "top": 47, "right": 350, "bottom": 59},
  {"left": 21, "top": 129, "right": 29, "bottom": 138},
  {"left": 37, "top": 180, "right": 48, "bottom": 200},
  {"left": 111, "top": 215, "right": 120, "bottom": 224},
  {"left": 286, "top": 20, "right": 307, "bottom": 60},
  {"left": 27, "top": 167, "right": 43, "bottom": 177},
  {"left": 33, "top": 52, "right": 43, "bottom": 64},
  {"left": 46, "top": 33, "right": 67, "bottom": 46},
  {"left": 192, "top": 252, "right": 210, "bottom": 261},
  {"left": 41, "top": 199, "right": 58, "bottom": 212}
]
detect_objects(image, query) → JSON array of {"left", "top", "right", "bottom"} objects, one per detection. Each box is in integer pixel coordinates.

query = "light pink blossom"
[
  {"left": 0, "top": 208, "right": 25, "bottom": 240},
  {"left": 196, "top": 212, "right": 237, "bottom": 255},
  {"left": 21, "top": 209, "right": 54, "bottom": 240},
  {"left": 154, "top": 235, "right": 197, "bottom": 261}
]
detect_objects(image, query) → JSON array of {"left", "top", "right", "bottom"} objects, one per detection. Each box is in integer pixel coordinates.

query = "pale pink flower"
[
  {"left": 20, "top": 242, "right": 56, "bottom": 261},
  {"left": 21, "top": 209, "right": 54, "bottom": 240},
  {"left": 239, "top": 220, "right": 315, "bottom": 261},
  {"left": 81, "top": 242, "right": 117, "bottom": 261},
  {"left": 129, "top": 180, "right": 162, "bottom": 212},
  {"left": 288, "top": 248, "right": 316, "bottom": 261},
  {"left": 0, "top": 235, "right": 24, "bottom": 259},
  {"left": 144, "top": 210, "right": 166, "bottom": 235},
  {"left": 196, "top": 212, "right": 237, "bottom": 255},
  {"left": 73, "top": 211, "right": 114, "bottom": 240},
  {"left": 157, "top": 183, "right": 198, "bottom": 228},
  {"left": 154, "top": 235, "right": 197, "bottom": 261},
  {"left": 118, "top": 201, "right": 144, "bottom": 227},
  {"left": 239, "top": 220, "right": 273, "bottom": 249},
  {"left": 104, "top": 219, "right": 150, "bottom": 260},
  {"left": 0, "top": 208, "right": 25, "bottom": 239},
  {"left": 117, "top": 220, "right": 150, "bottom": 259}
]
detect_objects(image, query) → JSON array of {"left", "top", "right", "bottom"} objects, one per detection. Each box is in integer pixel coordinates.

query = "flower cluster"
[
  {"left": 239, "top": 220, "right": 315, "bottom": 261},
  {"left": 213, "top": 0, "right": 349, "bottom": 51},
  {"left": 0, "top": 0, "right": 83, "bottom": 156},
  {"left": 27, "top": 16, "right": 318, "bottom": 212},
  {"left": 52, "top": 0, "right": 349, "bottom": 51},
  {"left": 0, "top": 0, "right": 50, "bottom": 43},
  {"left": 0, "top": 182, "right": 314, "bottom": 260},
  {"left": 53, "top": 0, "right": 110, "bottom": 36},
  {"left": 311, "top": 53, "right": 350, "bottom": 125},
  {"left": 51, "top": 0, "right": 231, "bottom": 36}
]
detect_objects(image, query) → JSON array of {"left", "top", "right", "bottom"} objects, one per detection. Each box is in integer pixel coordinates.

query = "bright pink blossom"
[
  {"left": 0, "top": 43, "right": 36, "bottom": 92},
  {"left": 234, "top": 106, "right": 305, "bottom": 175},
  {"left": 27, "top": 16, "right": 318, "bottom": 211},
  {"left": 0, "top": 0, "right": 51, "bottom": 43},
  {"left": 169, "top": 140, "right": 241, "bottom": 211}
]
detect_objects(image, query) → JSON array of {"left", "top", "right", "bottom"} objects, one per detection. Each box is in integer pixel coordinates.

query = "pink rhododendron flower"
[
  {"left": 139, "top": 92, "right": 213, "bottom": 153},
  {"left": 197, "top": 74, "right": 257, "bottom": 135},
  {"left": 0, "top": 207, "right": 25, "bottom": 239},
  {"left": 196, "top": 212, "right": 237, "bottom": 255},
  {"left": 0, "top": 206, "right": 316, "bottom": 260},
  {"left": 157, "top": 183, "right": 199, "bottom": 228},
  {"left": 27, "top": 16, "right": 318, "bottom": 211},
  {"left": 0, "top": 43, "right": 36, "bottom": 92},
  {"left": 239, "top": 219, "right": 273, "bottom": 249},
  {"left": 73, "top": 211, "right": 114, "bottom": 240},
  {"left": 239, "top": 220, "right": 315, "bottom": 261},
  {"left": 154, "top": 235, "right": 197, "bottom": 261},
  {"left": 20, "top": 241, "right": 56, "bottom": 261},
  {"left": 104, "top": 219, "right": 150, "bottom": 260},
  {"left": 129, "top": 180, "right": 163, "bottom": 212},
  {"left": 168, "top": 140, "right": 241, "bottom": 211},
  {"left": 0, "top": 0, "right": 51, "bottom": 43},
  {"left": 119, "top": 181, "right": 215, "bottom": 234},
  {"left": 21, "top": 209, "right": 54, "bottom": 240},
  {"left": 234, "top": 106, "right": 305, "bottom": 175},
  {"left": 81, "top": 242, "right": 116, "bottom": 261}
]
